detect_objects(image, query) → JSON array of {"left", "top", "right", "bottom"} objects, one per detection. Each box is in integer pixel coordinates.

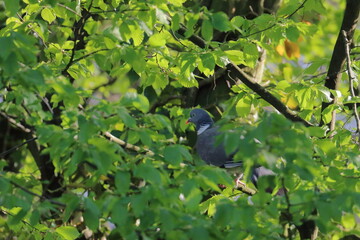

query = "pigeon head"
[{"left": 187, "top": 108, "right": 214, "bottom": 135}]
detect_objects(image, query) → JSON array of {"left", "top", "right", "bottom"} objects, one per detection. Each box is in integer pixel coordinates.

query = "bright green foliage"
[{"left": 0, "top": 0, "right": 359, "bottom": 239}]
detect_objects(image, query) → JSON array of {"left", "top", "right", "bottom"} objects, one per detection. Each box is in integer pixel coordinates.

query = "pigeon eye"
[{"left": 191, "top": 113, "right": 195, "bottom": 117}]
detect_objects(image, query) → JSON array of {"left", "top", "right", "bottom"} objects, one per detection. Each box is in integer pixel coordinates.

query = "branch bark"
[
  {"left": 343, "top": 30, "right": 360, "bottom": 139},
  {"left": 230, "top": 63, "right": 313, "bottom": 126},
  {"left": 320, "top": 0, "right": 360, "bottom": 129},
  {"left": 174, "top": 30, "right": 312, "bottom": 126}
]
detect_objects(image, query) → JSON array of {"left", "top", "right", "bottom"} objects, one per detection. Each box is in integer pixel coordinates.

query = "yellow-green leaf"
[
  {"left": 41, "top": 8, "right": 56, "bottom": 24},
  {"left": 55, "top": 226, "right": 80, "bottom": 240},
  {"left": 224, "top": 50, "right": 245, "bottom": 65}
]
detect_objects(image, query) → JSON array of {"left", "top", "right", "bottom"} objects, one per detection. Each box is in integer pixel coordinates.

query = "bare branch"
[
  {"left": 241, "top": 0, "right": 308, "bottom": 38},
  {"left": 104, "top": 131, "right": 154, "bottom": 156},
  {"left": 57, "top": 3, "right": 82, "bottom": 17},
  {"left": 0, "top": 208, "right": 46, "bottom": 233},
  {"left": 174, "top": 11, "right": 312, "bottom": 127},
  {"left": 343, "top": 30, "right": 360, "bottom": 140},
  {"left": 149, "top": 95, "right": 182, "bottom": 113},
  {"left": 321, "top": 0, "right": 360, "bottom": 128},
  {"left": 0, "top": 112, "right": 32, "bottom": 133},
  {"left": 0, "top": 176, "right": 66, "bottom": 208},
  {"left": 199, "top": 68, "right": 227, "bottom": 88},
  {"left": 72, "top": 48, "right": 109, "bottom": 64},
  {"left": 230, "top": 62, "right": 313, "bottom": 126},
  {"left": 234, "top": 184, "right": 257, "bottom": 196},
  {"left": 0, "top": 137, "right": 37, "bottom": 158}
]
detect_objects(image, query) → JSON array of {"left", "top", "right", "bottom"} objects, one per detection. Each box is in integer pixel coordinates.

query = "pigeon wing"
[{"left": 195, "top": 127, "right": 232, "bottom": 167}]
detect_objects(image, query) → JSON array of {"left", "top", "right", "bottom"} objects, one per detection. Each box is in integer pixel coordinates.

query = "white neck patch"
[{"left": 197, "top": 124, "right": 211, "bottom": 135}]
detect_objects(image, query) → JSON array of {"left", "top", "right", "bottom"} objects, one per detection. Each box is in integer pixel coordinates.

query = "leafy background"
[{"left": 0, "top": 0, "right": 359, "bottom": 239}]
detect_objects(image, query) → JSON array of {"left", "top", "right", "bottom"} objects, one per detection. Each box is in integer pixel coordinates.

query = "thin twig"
[
  {"left": 234, "top": 184, "right": 257, "bottom": 195},
  {"left": 343, "top": 30, "right": 360, "bottom": 140},
  {"left": 104, "top": 131, "right": 154, "bottom": 156},
  {"left": 0, "top": 208, "right": 46, "bottom": 233},
  {"left": 0, "top": 137, "right": 37, "bottom": 158},
  {"left": 230, "top": 62, "right": 313, "bottom": 126},
  {"left": 57, "top": 3, "right": 82, "bottom": 17},
  {"left": 0, "top": 176, "right": 66, "bottom": 208},
  {"left": 90, "top": 8, "right": 149, "bottom": 14},
  {"left": 241, "top": 0, "right": 308, "bottom": 38},
  {"left": 282, "top": 177, "right": 293, "bottom": 240},
  {"left": 149, "top": 95, "right": 182, "bottom": 113},
  {"left": 37, "top": 94, "right": 54, "bottom": 115},
  {"left": 0, "top": 112, "right": 32, "bottom": 133},
  {"left": 16, "top": 13, "right": 47, "bottom": 48},
  {"left": 199, "top": 68, "right": 227, "bottom": 87},
  {"left": 286, "top": 0, "right": 308, "bottom": 19},
  {"left": 72, "top": 48, "right": 109, "bottom": 64}
]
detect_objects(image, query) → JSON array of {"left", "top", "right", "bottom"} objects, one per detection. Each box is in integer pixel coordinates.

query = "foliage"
[{"left": 0, "top": 0, "right": 359, "bottom": 239}]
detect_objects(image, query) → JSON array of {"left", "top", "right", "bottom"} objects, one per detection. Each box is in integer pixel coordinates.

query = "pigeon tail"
[{"left": 223, "top": 161, "right": 243, "bottom": 168}]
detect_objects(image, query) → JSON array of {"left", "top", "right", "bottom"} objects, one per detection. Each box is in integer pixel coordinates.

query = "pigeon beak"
[{"left": 186, "top": 119, "right": 191, "bottom": 124}]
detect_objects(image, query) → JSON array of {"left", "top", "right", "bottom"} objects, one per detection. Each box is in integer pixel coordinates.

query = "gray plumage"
[
  {"left": 187, "top": 108, "right": 274, "bottom": 187},
  {"left": 251, "top": 166, "right": 275, "bottom": 187},
  {"left": 187, "top": 109, "right": 241, "bottom": 168},
  {"left": 195, "top": 126, "right": 239, "bottom": 167}
]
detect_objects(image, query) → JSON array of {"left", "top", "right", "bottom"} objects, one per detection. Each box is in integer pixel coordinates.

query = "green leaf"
[
  {"left": 29, "top": 210, "right": 40, "bottom": 226},
  {"left": 224, "top": 50, "right": 245, "bottom": 65},
  {"left": 164, "top": 145, "right": 182, "bottom": 166},
  {"left": 148, "top": 32, "right": 167, "bottom": 47},
  {"left": 120, "top": 92, "right": 150, "bottom": 113},
  {"left": 211, "top": 12, "right": 231, "bottom": 32},
  {"left": 20, "top": 69, "right": 45, "bottom": 88},
  {"left": 286, "top": 26, "right": 300, "bottom": 42},
  {"left": 308, "top": 126, "right": 326, "bottom": 137},
  {"left": 8, "top": 208, "right": 28, "bottom": 225},
  {"left": 328, "top": 167, "right": 340, "bottom": 180},
  {"left": 122, "top": 47, "right": 146, "bottom": 74},
  {"left": 4, "top": 0, "right": 20, "bottom": 16},
  {"left": 62, "top": 195, "right": 80, "bottom": 223},
  {"left": 83, "top": 198, "right": 100, "bottom": 231},
  {"left": 341, "top": 213, "right": 356, "bottom": 229},
  {"left": 0, "top": 37, "right": 13, "bottom": 59},
  {"left": 190, "top": 227, "right": 209, "bottom": 239},
  {"left": 201, "top": 20, "right": 213, "bottom": 42},
  {"left": 111, "top": 201, "right": 129, "bottom": 226},
  {"left": 236, "top": 95, "right": 252, "bottom": 117},
  {"left": 168, "top": 0, "right": 186, "bottom": 7},
  {"left": 117, "top": 107, "right": 137, "bottom": 128},
  {"left": 171, "top": 13, "right": 181, "bottom": 31},
  {"left": 198, "top": 53, "right": 215, "bottom": 76},
  {"left": 243, "top": 42, "right": 258, "bottom": 56},
  {"left": 78, "top": 115, "right": 98, "bottom": 143},
  {"left": 231, "top": 16, "right": 245, "bottom": 28},
  {"left": 0, "top": 177, "right": 10, "bottom": 192},
  {"left": 41, "top": 8, "right": 56, "bottom": 24},
  {"left": 115, "top": 171, "right": 131, "bottom": 195},
  {"left": 134, "top": 162, "right": 162, "bottom": 185},
  {"left": 55, "top": 226, "right": 80, "bottom": 240}
]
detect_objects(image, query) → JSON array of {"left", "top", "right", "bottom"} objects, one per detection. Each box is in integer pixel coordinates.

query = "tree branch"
[
  {"left": 104, "top": 131, "right": 155, "bottom": 156},
  {"left": 321, "top": 0, "right": 360, "bottom": 128},
  {"left": 0, "top": 112, "right": 32, "bottom": 133},
  {"left": 0, "top": 176, "right": 66, "bottom": 208},
  {"left": 0, "top": 137, "right": 37, "bottom": 158},
  {"left": 230, "top": 63, "right": 313, "bottom": 126},
  {"left": 241, "top": 0, "right": 308, "bottom": 38},
  {"left": 343, "top": 30, "right": 360, "bottom": 139},
  {"left": 234, "top": 184, "right": 257, "bottom": 195},
  {"left": 0, "top": 208, "right": 47, "bottom": 233},
  {"left": 175, "top": 17, "right": 312, "bottom": 127}
]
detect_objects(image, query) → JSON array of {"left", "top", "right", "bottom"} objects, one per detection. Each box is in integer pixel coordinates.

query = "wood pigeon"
[{"left": 187, "top": 108, "right": 275, "bottom": 188}]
